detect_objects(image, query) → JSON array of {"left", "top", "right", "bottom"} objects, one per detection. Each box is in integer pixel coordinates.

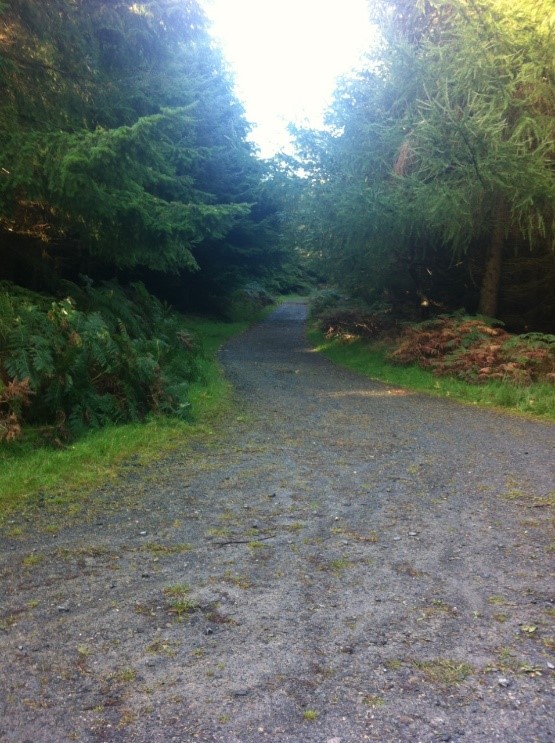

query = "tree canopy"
[
  {"left": 0, "top": 0, "right": 287, "bottom": 299},
  {"left": 285, "top": 0, "right": 555, "bottom": 329}
]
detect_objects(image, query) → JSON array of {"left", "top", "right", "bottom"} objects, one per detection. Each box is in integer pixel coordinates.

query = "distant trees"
[
  {"left": 286, "top": 0, "right": 555, "bottom": 329},
  {"left": 0, "top": 0, "right": 286, "bottom": 303}
]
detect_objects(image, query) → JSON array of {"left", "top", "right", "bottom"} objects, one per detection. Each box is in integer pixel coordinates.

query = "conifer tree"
[
  {"left": 288, "top": 0, "right": 555, "bottom": 324},
  {"left": 0, "top": 0, "right": 278, "bottom": 288}
]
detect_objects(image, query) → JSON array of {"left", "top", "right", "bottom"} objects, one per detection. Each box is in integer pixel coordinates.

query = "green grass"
[
  {"left": 308, "top": 329, "right": 555, "bottom": 419},
  {"left": 0, "top": 314, "right": 260, "bottom": 522}
]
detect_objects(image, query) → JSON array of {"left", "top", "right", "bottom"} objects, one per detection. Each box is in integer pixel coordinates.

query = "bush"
[
  {"left": 225, "top": 281, "right": 274, "bottom": 321},
  {"left": 389, "top": 315, "right": 555, "bottom": 384},
  {"left": 310, "top": 290, "right": 397, "bottom": 341},
  {"left": 309, "top": 288, "right": 350, "bottom": 318},
  {"left": 0, "top": 281, "right": 202, "bottom": 440}
]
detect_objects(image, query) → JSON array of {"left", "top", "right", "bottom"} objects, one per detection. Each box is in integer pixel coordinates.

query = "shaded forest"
[
  {"left": 284, "top": 0, "right": 555, "bottom": 332},
  {"left": 0, "top": 0, "right": 299, "bottom": 438},
  {"left": 0, "top": 0, "right": 295, "bottom": 304}
]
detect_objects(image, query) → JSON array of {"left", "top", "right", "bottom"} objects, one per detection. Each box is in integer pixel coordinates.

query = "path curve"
[{"left": 1, "top": 302, "right": 554, "bottom": 743}]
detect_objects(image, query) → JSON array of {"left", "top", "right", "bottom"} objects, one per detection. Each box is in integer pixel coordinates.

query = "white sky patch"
[{"left": 202, "top": 0, "right": 376, "bottom": 157}]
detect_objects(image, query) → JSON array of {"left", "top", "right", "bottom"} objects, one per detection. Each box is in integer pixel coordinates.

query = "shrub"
[
  {"left": 226, "top": 281, "right": 274, "bottom": 321},
  {"left": 0, "top": 281, "right": 202, "bottom": 440},
  {"left": 389, "top": 315, "right": 555, "bottom": 384},
  {"left": 310, "top": 290, "right": 397, "bottom": 341}
]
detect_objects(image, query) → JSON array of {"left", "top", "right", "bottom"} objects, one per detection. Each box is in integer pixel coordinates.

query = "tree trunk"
[{"left": 478, "top": 197, "right": 508, "bottom": 318}]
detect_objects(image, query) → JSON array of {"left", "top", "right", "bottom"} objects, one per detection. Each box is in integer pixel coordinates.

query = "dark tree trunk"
[{"left": 478, "top": 197, "right": 508, "bottom": 318}]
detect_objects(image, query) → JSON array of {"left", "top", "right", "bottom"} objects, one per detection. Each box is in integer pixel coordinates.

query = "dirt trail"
[{"left": 1, "top": 302, "right": 554, "bottom": 743}]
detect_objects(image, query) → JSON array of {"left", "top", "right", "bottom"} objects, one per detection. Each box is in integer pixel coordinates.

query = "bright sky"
[{"left": 202, "top": 0, "right": 375, "bottom": 157}]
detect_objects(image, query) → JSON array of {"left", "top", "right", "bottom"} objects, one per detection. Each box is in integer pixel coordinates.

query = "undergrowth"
[
  {"left": 309, "top": 293, "right": 555, "bottom": 419},
  {"left": 0, "top": 280, "right": 202, "bottom": 442},
  {"left": 309, "top": 329, "right": 555, "bottom": 418},
  {"left": 0, "top": 309, "right": 258, "bottom": 520}
]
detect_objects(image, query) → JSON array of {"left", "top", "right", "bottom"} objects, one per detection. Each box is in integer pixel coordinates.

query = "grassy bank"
[
  {"left": 308, "top": 328, "right": 555, "bottom": 420},
  {"left": 0, "top": 315, "right": 254, "bottom": 521}
]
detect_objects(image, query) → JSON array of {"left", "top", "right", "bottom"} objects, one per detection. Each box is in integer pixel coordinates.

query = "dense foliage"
[
  {"left": 286, "top": 0, "right": 555, "bottom": 331},
  {"left": 0, "top": 0, "right": 296, "bottom": 438},
  {"left": 0, "top": 281, "right": 202, "bottom": 442},
  {"left": 0, "top": 0, "right": 289, "bottom": 300},
  {"left": 311, "top": 293, "right": 555, "bottom": 396}
]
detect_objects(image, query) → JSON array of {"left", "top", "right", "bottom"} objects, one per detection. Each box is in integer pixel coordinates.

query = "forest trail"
[{"left": 1, "top": 302, "right": 554, "bottom": 743}]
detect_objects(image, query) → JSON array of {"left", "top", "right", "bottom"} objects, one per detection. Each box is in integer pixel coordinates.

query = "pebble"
[
  {"left": 57, "top": 603, "right": 70, "bottom": 612},
  {"left": 498, "top": 677, "right": 511, "bottom": 687},
  {"left": 139, "top": 531, "right": 147, "bottom": 536},
  {"left": 393, "top": 536, "right": 401, "bottom": 541}
]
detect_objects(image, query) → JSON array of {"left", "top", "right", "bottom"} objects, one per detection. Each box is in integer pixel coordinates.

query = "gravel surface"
[{"left": 1, "top": 302, "right": 554, "bottom": 743}]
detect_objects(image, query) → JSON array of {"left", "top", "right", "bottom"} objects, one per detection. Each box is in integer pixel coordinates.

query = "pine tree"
[{"left": 0, "top": 0, "right": 276, "bottom": 285}]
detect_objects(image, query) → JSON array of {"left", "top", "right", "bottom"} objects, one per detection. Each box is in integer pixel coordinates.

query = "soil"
[{"left": 1, "top": 302, "right": 554, "bottom": 743}]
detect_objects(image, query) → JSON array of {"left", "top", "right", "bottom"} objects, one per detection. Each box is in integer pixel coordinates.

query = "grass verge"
[
  {"left": 308, "top": 328, "right": 555, "bottom": 420},
  {"left": 0, "top": 315, "right": 257, "bottom": 522}
]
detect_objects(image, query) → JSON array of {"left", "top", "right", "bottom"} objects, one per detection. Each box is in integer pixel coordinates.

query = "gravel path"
[{"left": 1, "top": 302, "right": 554, "bottom": 743}]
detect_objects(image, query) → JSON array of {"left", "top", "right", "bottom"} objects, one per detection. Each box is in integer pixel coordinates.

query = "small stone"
[
  {"left": 145, "top": 659, "right": 155, "bottom": 667},
  {"left": 393, "top": 536, "right": 401, "bottom": 541},
  {"left": 234, "top": 689, "right": 249, "bottom": 697},
  {"left": 139, "top": 531, "right": 147, "bottom": 536},
  {"left": 269, "top": 493, "right": 276, "bottom": 498},
  {"left": 57, "top": 603, "right": 70, "bottom": 612},
  {"left": 498, "top": 677, "right": 511, "bottom": 687},
  {"left": 327, "top": 738, "right": 342, "bottom": 743},
  {"left": 204, "top": 627, "right": 214, "bottom": 635},
  {"left": 408, "top": 531, "right": 417, "bottom": 536},
  {"left": 547, "top": 662, "right": 554, "bottom": 670}
]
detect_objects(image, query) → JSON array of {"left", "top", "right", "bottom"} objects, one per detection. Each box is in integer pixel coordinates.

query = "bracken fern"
[{"left": 0, "top": 281, "right": 202, "bottom": 440}]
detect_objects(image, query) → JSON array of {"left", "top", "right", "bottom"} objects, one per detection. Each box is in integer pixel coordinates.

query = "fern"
[{"left": 0, "top": 281, "right": 203, "bottom": 439}]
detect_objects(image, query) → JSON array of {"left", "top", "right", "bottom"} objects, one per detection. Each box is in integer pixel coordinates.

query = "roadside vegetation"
[
  {"left": 309, "top": 291, "right": 555, "bottom": 419},
  {"left": 0, "top": 306, "right": 268, "bottom": 521},
  {"left": 0, "top": 0, "right": 303, "bottom": 518}
]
